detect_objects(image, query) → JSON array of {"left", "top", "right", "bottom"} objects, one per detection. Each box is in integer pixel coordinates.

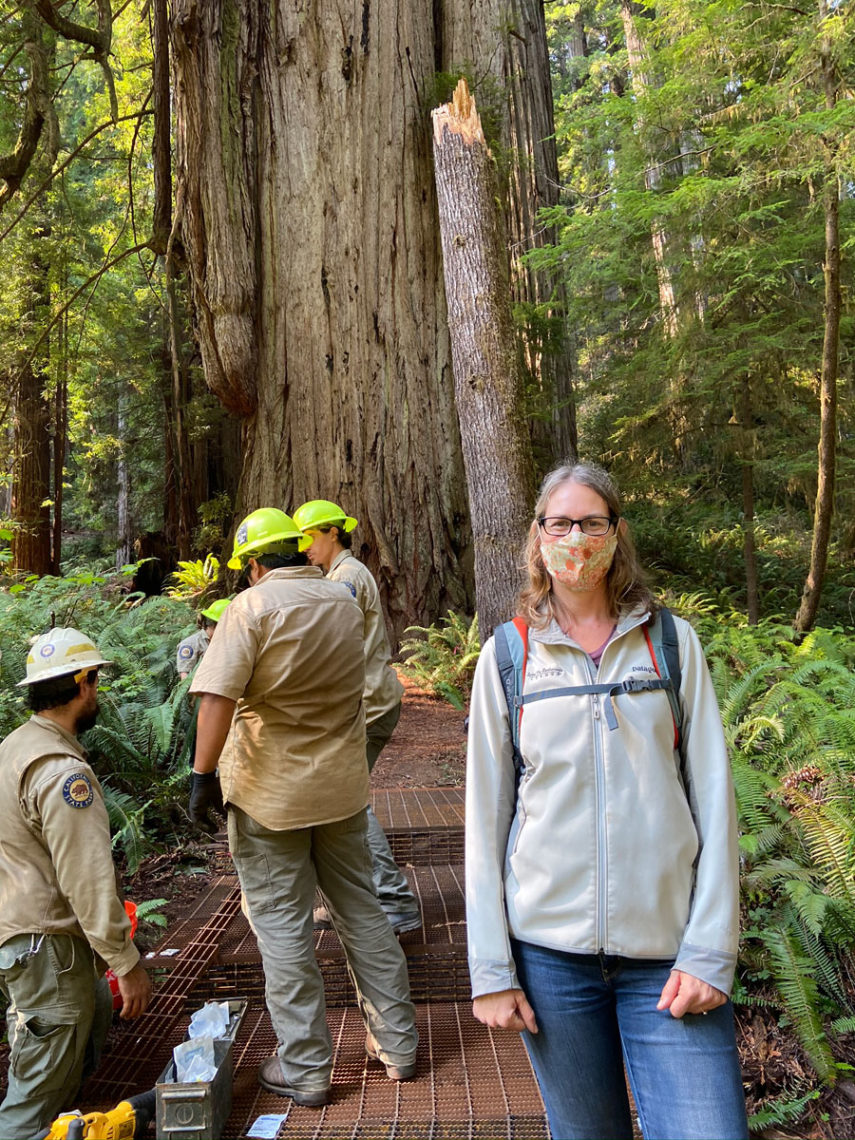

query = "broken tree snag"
[{"left": 431, "top": 77, "right": 536, "bottom": 640}]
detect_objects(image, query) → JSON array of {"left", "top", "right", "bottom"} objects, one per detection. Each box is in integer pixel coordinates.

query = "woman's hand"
[
  {"left": 473, "top": 988, "right": 539, "bottom": 1033},
  {"left": 657, "top": 970, "right": 727, "bottom": 1018}
]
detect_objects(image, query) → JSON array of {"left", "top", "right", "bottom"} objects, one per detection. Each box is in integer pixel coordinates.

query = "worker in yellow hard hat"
[
  {"left": 188, "top": 508, "right": 417, "bottom": 1104},
  {"left": 293, "top": 500, "right": 420, "bottom": 935},
  {"left": 176, "top": 597, "right": 231, "bottom": 680},
  {"left": 0, "top": 629, "right": 151, "bottom": 1138}
]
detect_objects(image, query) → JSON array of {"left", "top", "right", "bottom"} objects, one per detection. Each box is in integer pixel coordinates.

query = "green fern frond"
[
  {"left": 748, "top": 1086, "right": 821, "bottom": 1131},
  {"left": 762, "top": 926, "right": 835, "bottom": 1081}
]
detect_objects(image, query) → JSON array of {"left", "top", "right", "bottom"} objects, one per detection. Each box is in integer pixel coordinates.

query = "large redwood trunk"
[{"left": 170, "top": 0, "right": 565, "bottom": 637}]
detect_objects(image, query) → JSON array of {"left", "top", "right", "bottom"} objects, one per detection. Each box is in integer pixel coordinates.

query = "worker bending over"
[
  {"left": 0, "top": 629, "right": 151, "bottom": 1139},
  {"left": 189, "top": 509, "right": 417, "bottom": 1106},
  {"left": 176, "top": 597, "right": 230, "bottom": 679},
  {"left": 294, "top": 500, "right": 420, "bottom": 934}
]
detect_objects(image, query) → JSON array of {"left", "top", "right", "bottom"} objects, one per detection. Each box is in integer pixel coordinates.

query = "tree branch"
[
  {"left": 33, "top": 0, "right": 118, "bottom": 121},
  {"left": 15, "top": 241, "right": 154, "bottom": 384},
  {"left": 0, "top": 107, "right": 152, "bottom": 244},
  {"left": 0, "top": 12, "right": 50, "bottom": 206}
]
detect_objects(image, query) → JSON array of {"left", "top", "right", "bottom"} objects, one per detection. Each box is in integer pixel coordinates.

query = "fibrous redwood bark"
[
  {"left": 441, "top": 0, "right": 577, "bottom": 462},
  {"left": 432, "top": 79, "right": 534, "bottom": 637},
  {"left": 170, "top": 0, "right": 566, "bottom": 636}
]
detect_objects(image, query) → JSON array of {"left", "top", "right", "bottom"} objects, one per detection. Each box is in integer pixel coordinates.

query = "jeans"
[
  {"left": 513, "top": 939, "right": 748, "bottom": 1140},
  {"left": 228, "top": 805, "right": 417, "bottom": 1091},
  {"left": 0, "top": 934, "right": 112, "bottom": 1139}
]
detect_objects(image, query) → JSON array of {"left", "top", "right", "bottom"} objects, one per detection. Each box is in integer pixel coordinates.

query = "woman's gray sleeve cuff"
[
  {"left": 674, "top": 942, "right": 737, "bottom": 996},
  {"left": 469, "top": 956, "right": 520, "bottom": 998}
]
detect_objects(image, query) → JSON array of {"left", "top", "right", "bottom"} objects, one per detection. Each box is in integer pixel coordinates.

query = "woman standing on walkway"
[{"left": 465, "top": 462, "right": 747, "bottom": 1140}]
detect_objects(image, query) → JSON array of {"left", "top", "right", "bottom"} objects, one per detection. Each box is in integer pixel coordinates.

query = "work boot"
[
  {"left": 258, "top": 1055, "right": 330, "bottom": 1106},
  {"left": 365, "top": 1033, "right": 417, "bottom": 1081}
]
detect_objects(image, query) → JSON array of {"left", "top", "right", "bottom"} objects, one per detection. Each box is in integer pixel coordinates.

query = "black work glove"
[{"left": 189, "top": 770, "right": 224, "bottom": 833}]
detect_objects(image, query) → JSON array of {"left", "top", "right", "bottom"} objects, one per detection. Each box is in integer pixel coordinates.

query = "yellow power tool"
[{"left": 40, "top": 1089, "right": 156, "bottom": 1140}]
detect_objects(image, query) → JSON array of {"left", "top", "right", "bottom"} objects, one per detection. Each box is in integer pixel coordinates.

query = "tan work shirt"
[
  {"left": 190, "top": 566, "right": 369, "bottom": 830},
  {"left": 0, "top": 716, "right": 139, "bottom": 976},
  {"left": 327, "top": 551, "right": 404, "bottom": 724},
  {"left": 176, "top": 628, "right": 210, "bottom": 675}
]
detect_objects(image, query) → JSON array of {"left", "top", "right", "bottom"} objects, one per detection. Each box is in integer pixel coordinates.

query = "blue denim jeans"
[{"left": 512, "top": 939, "right": 748, "bottom": 1140}]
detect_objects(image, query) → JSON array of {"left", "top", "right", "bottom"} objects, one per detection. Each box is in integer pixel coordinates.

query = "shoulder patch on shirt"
[
  {"left": 179, "top": 644, "right": 195, "bottom": 660},
  {"left": 63, "top": 772, "right": 94, "bottom": 809},
  {"left": 341, "top": 579, "right": 357, "bottom": 598}
]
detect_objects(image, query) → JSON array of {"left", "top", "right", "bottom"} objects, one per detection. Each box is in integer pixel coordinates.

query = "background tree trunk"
[
  {"left": 432, "top": 80, "right": 534, "bottom": 637},
  {"left": 736, "top": 376, "right": 759, "bottom": 625},
  {"left": 170, "top": 0, "right": 567, "bottom": 638},
  {"left": 619, "top": 0, "right": 679, "bottom": 337},
  {"left": 794, "top": 11, "right": 841, "bottom": 635},
  {"left": 12, "top": 220, "right": 52, "bottom": 575},
  {"left": 11, "top": 360, "right": 51, "bottom": 575},
  {"left": 116, "top": 392, "right": 133, "bottom": 570},
  {"left": 440, "top": 0, "right": 577, "bottom": 465}
]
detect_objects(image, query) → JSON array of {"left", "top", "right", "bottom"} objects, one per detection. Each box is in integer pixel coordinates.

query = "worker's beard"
[{"left": 76, "top": 703, "right": 99, "bottom": 734}]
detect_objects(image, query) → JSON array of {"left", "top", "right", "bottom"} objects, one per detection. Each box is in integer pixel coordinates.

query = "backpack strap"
[
  {"left": 642, "top": 607, "right": 683, "bottom": 753},
  {"left": 493, "top": 618, "right": 529, "bottom": 791},
  {"left": 520, "top": 676, "right": 675, "bottom": 730}
]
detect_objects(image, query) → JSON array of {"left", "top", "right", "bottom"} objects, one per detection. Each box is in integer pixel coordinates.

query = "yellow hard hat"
[
  {"left": 228, "top": 508, "right": 305, "bottom": 570},
  {"left": 17, "top": 627, "right": 112, "bottom": 687},
  {"left": 292, "top": 500, "right": 358, "bottom": 534},
  {"left": 200, "top": 598, "right": 231, "bottom": 623}
]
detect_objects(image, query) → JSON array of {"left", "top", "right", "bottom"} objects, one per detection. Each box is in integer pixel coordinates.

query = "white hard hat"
[{"left": 17, "top": 627, "right": 112, "bottom": 687}]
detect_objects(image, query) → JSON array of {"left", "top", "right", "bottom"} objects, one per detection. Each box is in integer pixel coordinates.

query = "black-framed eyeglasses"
[{"left": 537, "top": 515, "right": 618, "bottom": 537}]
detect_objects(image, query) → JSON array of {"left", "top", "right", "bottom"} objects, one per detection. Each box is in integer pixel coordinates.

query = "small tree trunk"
[
  {"left": 116, "top": 392, "right": 133, "bottom": 569},
  {"left": 51, "top": 353, "right": 66, "bottom": 574},
  {"left": 736, "top": 377, "right": 759, "bottom": 625},
  {"left": 150, "top": 0, "right": 172, "bottom": 255},
  {"left": 794, "top": 20, "right": 840, "bottom": 634},
  {"left": 619, "top": 0, "right": 678, "bottom": 338},
  {"left": 11, "top": 361, "right": 51, "bottom": 575},
  {"left": 432, "top": 79, "right": 536, "bottom": 639},
  {"left": 12, "top": 220, "right": 52, "bottom": 576}
]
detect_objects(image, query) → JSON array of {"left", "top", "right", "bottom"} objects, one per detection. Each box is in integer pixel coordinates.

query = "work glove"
[{"left": 189, "top": 770, "right": 224, "bottom": 833}]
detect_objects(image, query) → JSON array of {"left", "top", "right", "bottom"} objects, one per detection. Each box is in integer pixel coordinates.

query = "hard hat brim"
[{"left": 17, "top": 657, "right": 113, "bottom": 686}]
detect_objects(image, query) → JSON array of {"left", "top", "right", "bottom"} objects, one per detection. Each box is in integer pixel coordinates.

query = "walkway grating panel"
[
  {"left": 225, "top": 1002, "right": 548, "bottom": 1138},
  {"left": 183, "top": 865, "right": 470, "bottom": 1005}
]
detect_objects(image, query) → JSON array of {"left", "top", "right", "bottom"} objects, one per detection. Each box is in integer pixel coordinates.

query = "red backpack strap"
[{"left": 511, "top": 617, "right": 529, "bottom": 741}]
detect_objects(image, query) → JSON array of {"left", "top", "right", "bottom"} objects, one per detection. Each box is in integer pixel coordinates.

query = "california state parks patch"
[{"left": 62, "top": 772, "right": 94, "bottom": 809}]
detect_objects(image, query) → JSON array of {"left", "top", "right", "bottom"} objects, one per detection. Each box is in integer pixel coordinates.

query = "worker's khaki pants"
[
  {"left": 0, "top": 933, "right": 112, "bottom": 1139},
  {"left": 228, "top": 805, "right": 418, "bottom": 1091}
]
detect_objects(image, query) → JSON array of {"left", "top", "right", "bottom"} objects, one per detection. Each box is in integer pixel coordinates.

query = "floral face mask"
[{"left": 541, "top": 530, "right": 618, "bottom": 591}]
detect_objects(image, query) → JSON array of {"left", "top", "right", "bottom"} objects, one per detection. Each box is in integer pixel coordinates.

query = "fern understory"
[
  {"left": 3, "top": 571, "right": 855, "bottom": 1133},
  {"left": 0, "top": 571, "right": 197, "bottom": 873},
  {"left": 403, "top": 594, "right": 855, "bottom": 1135}
]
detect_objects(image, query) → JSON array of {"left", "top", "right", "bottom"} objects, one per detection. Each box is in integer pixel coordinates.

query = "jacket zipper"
[
  {"left": 586, "top": 612, "right": 650, "bottom": 952},
  {"left": 586, "top": 655, "right": 608, "bottom": 953}
]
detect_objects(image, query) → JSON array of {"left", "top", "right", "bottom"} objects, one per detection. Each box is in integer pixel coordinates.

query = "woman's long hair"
[{"left": 516, "top": 462, "right": 657, "bottom": 629}]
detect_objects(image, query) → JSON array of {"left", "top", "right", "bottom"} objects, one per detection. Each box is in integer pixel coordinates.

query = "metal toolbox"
[{"left": 155, "top": 998, "right": 248, "bottom": 1140}]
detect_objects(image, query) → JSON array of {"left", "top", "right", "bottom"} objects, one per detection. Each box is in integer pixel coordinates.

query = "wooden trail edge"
[{"left": 431, "top": 78, "right": 536, "bottom": 640}]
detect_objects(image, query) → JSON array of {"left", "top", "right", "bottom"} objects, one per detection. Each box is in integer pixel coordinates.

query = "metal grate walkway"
[{"left": 7, "top": 788, "right": 548, "bottom": 1138}]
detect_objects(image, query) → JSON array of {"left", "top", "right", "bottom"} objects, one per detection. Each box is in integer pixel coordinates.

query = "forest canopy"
[{"left": 0, "top": 0, "right": 852, "bottom": 631}]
